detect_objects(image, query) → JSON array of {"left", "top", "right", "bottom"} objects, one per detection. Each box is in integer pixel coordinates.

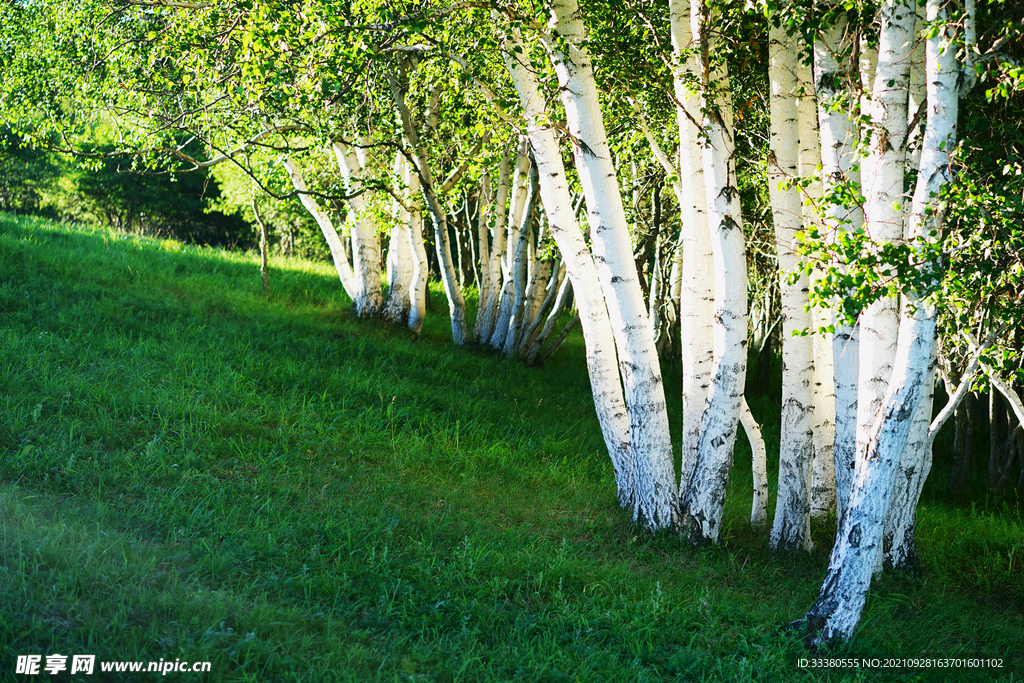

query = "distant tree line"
[{"left": 0, "top": 124, "right": 332, "bottom": 254}]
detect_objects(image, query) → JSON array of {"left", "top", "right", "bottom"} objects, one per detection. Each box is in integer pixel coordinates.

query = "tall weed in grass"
[{"left": 0, "top": 213, "right": 1021, "bottom": 682}]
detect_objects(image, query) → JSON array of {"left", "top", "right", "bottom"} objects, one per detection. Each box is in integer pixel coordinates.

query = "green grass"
[{"left": 0, "top": 212, "right": 1021, "bottom": 682}]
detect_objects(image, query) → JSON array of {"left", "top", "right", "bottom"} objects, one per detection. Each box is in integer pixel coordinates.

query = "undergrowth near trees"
[{"left": 0, "top": 213, "right": 1020, "bottom": 682}]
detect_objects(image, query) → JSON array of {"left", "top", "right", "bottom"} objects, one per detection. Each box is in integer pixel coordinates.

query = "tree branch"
[
  {"left": 963, "top": 328, "right": 1024, "bottom": 428},
  {"left": 927, "top": 323, "right": 1008, "bottom": 445},
  {"left": 439, "top": 132, "right": 490, "bottom": 194}
]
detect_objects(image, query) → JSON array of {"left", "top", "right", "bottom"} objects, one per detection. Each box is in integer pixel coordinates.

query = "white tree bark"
[
  {"left": 815, "top": 8, "right": 863, "bottom": 520},
  {"left": 474, "top": 172, "right": 493, "bottom": 339},
  {"left": 488, "top": 148, "right": 532, "bottom": 351},
  {"left": 882, "top": 356, "right": 935, "bottom": 573},
  {"left": 385, "top": 154, "right": 414, "bottom": 326},
  {"left": 503, "top": 164, "right": 540, "bottom": 356},
  {"left": 545, "top": 0, "right": 678, "bottom": 529},
  {"left": 811, "top": 306, "right": 838, "bottom": 519},
  {"left": 647, "top": 234, "right": 664, "bottom": 341},
  {"left": 333, "top": 140, "right": 384, "bottom": 318},
  {"left": 804, "top": 309, "right": 936, "bottom": 642},
  {"left": 768, "top": 9, "right": 815, "bottom": 552},
  {"left": 797, "top": 51, "right": 837, "bottom": 521},
  {"left": 741, "top": 397, "right": 770, "bottom": 528},
  {"left": 501, "top": 24, "right": 635, "bottom": 507},
  {"left": 419, "top": 168, "right": 470, "bottom": 345},
  {"left": 858, "top": 0, "right": 914, "bottom": 423},
  {"left": 401, "top": 156, "right": 429, "bottom": 334},
  {"left": 803, "top": 0, "right": 957, "bottom": 640},
  {"left": 523, "top": 220, "right": 553, "bottom": 332},
  {"left": 388, "top": 63, "right": 470, "bottom": 344},
  {"left": 882, "top": 1, "right": 953, "bottom": 573},
  {"left": 488, "top": 280, "right": 515, "bottom": 349},
  {"left": 521, "top": 262, "right": 569, "bottom": 360},
  {"left": 475, "top": 154, "right": 511, "bottom": 343},
  {"left": 905, "top": 0, "right": 927, "bottom": 177},
  {"left": 858, "top": 38, "right": 879, "bottom": 195},
  {"left": 855, "top": 0, "right": 915, "bottom": 570},
  {"left": 506, "top": 148, "right": 532, "bottom": 279},
  {"left": 679, "top": 0, "right": 749, "bottom": 544},
  {"left": 280, "top": 155, "right": 358, "bottom": 301},
  {"left": 524, "top": 273, "right": 574, "bottom": 365},
  {"left": 670, "top": 0, "right": 716, "bottom": 502}
]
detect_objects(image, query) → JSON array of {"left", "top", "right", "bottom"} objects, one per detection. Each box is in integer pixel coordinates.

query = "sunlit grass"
[{"left": 1, "top": 213, "right": 1021, "bottom": 682}]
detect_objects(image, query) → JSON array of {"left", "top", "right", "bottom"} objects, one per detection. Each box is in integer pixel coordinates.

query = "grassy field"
[{"left": 0, "top": 213, "right": 1021, "bottom": 682}]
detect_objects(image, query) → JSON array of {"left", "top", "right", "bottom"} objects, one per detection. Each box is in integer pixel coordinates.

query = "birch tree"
[
  {"left": 677, "top": 0, "right": 749, "bottom": 545},
  {"left": 542, "top": 0, "right": 679, "bottom": 528},
  {"left": 333, "top": 139, "right": 385, "bottom": 318},
  {"left": 383, "top": 152, "right": 417, "bottom": 327},
  {"left": 767, "top": 1, "right": 815, "bottom": 551},
  {"left": 499, "top": 21, "right": 638, "bottom": 507},
  {"left": 281, "top": 154, "right": 360, "bottom": 302},
  {"left": 388, "top": 58, "right": 472, "bottom": 344},
  {"left": 801, "top": 0, "right": 961, "bottom": 641},
  {"left": 474, "top": 148, "right": 515, "bottom": 344},
  {"left": 669, "top": 0, "right": 717, "bottom": 525},
  {"left": 797, "top": 51, "right": 836, "bottom": 521},
  {"left": 813, "top": 3, "right": 865, "bottom": 521}
]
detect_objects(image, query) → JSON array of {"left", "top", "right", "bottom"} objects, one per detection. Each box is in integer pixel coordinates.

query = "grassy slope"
[{"left": 0, "top": 213, "right": 1020, "bottom": 683}]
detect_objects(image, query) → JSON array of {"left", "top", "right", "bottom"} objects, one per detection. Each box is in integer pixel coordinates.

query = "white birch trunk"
[
  {"left": 503, "top": 165, "right": 539, "bottom": 357},
  {"left": 882, "top": 358, "right": 935, "bottom": 573},
  {"left": 520, "top": 261, "right": 566, "bottom": 357},
  {"left": 501, "top": 24, "right": 635, "bottom": 507},
  {"left": 524, "top": 219, "right": 553, "bottom": 331},
  {"left": 475, "top": 150, "right": 513, "bottom": 343},
  {"left": 880, "top": 0, "right": 930, "bottom": 564},
  {"left": 403, "top": 158, "right": 429, "bottom": 334},
  {"left": 505, "top": 149, "right": 531, "bottom": 280},
  {"left": 859, "top": 1, "right": 912, "bottom": 574},
  {"left": 883, "top": 0, "right": 955, "bottom": 574},
  {"left": 811, "top": 300, "right": 838, "bottom": 519},
  {"left": 796, "top": 52, "right": 837, "bottom": 521},
  {"left": 858, "top": 38, "right": 879, "bottom": 195},
  {"left": 880, "top": 0, "right": 928, "bottom": 566},
  {"left": 420, "top": 172, "right": 469, "bottom": 345},
  {"left": 670, "top": 0, "right": 715, "bottom": 501},
  {"left": 333, "top": 140, "right": 384, "bottom": 318},
  {"left": 395, "top": 155, "right": 428, "bottom": 335},
  {"left": 385, "top": 213, "right": 414, "bottom": 323},
  {"left": 804, "top": 310, "right": 935, "bottom": 642},
  {"left": 856, "top": 0, "right": 915, "bottom": 516},
  {"left": 385, "top": 153, "right": 414, "bottom": 326},
  {"left": 524, "top": 266, "right": 573, "bottom": 365},
  {"left": 488, "top": 280, "right": 515, "bottom": 350},
  {"left": 546, "top": 0, "right": 678, "bottom": 529},
  {"left": 679, "top": 0, "right": 748, "bottom": 544},
  {"left": 389, "top": 66, "right": 469, "bottom": 344},
  {"left": 905, "top": 0, "right": 927, "bottom": 177},
  {"left": 280, "top": 155, "right": 358, "bottom": 302},
  {"left": 815, "top": 9, "right": 864, "bottom": 520},
  {"left": 647, "top": 236, "right": 664, "bottom": 341},
  {"left": 803, "top": 0, "right": 957, "bottom": 640},
  {"left": 474, "top": 173, "right": 493, "bottom": 340},
  {"left": 489, "top": 148, "right": 532, "bottom": 350},
  {"left": 768, "top": 10, "right": 815, "bottom": 552},
  {"left": 741, "top": 397, "right": 770, "bottom": 528}
]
